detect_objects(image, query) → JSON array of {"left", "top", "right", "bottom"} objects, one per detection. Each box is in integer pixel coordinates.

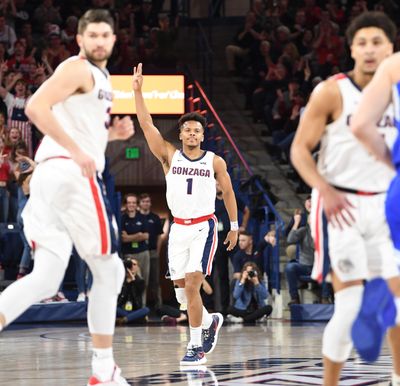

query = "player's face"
[
  {"left": 351, "top": 27, "right": 393, "bottom": 75},
  {"left": 77, "top": 22, "right": 116, "bottom": 64},
  {"left": 179, "top": 121, "right": 204, "bottom": 149}
]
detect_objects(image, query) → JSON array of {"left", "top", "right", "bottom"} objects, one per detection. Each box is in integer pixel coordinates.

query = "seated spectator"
[
  {"left": 227, "top": 262, "right": 272, "bottom": 323},
  {"left": 225, "top": 11, "right": 262, "bottom": 76},
  {"left": 116, "top": 258, "right": 150, "bottom": 325},
  {"left": 285, "top": 208, "right": 331, "bottom": 305}
]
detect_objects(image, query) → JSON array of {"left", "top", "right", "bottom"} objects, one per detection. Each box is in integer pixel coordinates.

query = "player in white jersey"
[
  {"left": 132, "top": 63, "right": 238, "bottom": 365},
  {"left": 290, "top": 12, "right": 400, "bottom": 386},
  {"left": 0, "top": 10, "right": 134, "bottom": 386}
]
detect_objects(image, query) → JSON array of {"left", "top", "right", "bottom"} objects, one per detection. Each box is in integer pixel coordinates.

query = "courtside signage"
[{"left": 111, "top": 75, "right": 185, "bottom": 115}]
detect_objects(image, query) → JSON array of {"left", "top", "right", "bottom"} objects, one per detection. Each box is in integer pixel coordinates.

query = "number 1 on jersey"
[{"left": 186, "top": 178, "right": 193, "bottom": 195}]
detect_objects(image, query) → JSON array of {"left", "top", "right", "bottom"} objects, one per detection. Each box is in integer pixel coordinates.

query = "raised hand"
[{"left": 132, "top": 63, "right": 143, "bottom": 91}]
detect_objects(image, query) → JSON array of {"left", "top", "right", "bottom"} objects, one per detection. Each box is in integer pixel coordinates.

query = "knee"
[
  {"left": 91, "top": 254, "right": 125, "bottom": 294},
  {"left": 285, "top": 262, "right": 296, "bottom": 275},
  {"left": 322, "top": 285, "right": 363, "bottom": 362}
]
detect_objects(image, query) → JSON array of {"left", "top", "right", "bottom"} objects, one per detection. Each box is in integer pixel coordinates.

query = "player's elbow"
[
  {"left": 24, "top": 100, "right": 37, "bottom": 121},
  {"left": 350, "top": 115, "right": 367, "bottom": 140}
]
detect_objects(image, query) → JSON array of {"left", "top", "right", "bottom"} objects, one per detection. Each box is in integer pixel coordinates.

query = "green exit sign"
[{"left": 125, "top": 147, "right": 140, "bottom": 159}]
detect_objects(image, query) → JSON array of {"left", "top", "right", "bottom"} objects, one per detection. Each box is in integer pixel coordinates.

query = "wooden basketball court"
[{"left": 0, "top": 320, "right": 393, "bottom": 385}]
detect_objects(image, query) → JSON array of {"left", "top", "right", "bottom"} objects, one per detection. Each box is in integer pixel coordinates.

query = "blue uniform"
[{"left": 387, "top": 82, "right": 400, "bottom": 250}]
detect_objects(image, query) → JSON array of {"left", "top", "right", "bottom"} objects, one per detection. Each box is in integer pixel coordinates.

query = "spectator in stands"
[
  {"left": 232, "top": 230, "right": 275, "bottom": 281},
  {"left": 134, "top": 0, "right": 158, "bottom": 39},
  {"left": 116, "top": 258, "right": 149, "bottom": 325},
  {"left": 285, "top": 206, "right": 331, "bottom": 305},
  {"left": 225, "top": 11, "right": 262, "bottom": 76},
  {"left": 121, "top": 193, "right": 150, "bottom": 303},
  {"left": 12, "top": 141, "right": 34, "bottom": 278},
  {"left": 60, "top": 16, "right": 79, "bottom": 55},
  {"left": 4, "top": 126, "right": 21, "bottom": 155},
  {"left": 6, "top": 38, "right": 33, "bottom": 78},
  {"left": 0, "top": 111, "right": 6, "bottom": 141},
  {"left": 43, "top": 24, "right": 70, "bottom": 70},
  {"left": 139, "top": 193, "right": 163, "bottom": 309},
  {"left": 0, "top": 13, "right": 16, "bottom": 55},
  {"left": 213, "top": 181, "right": 249, "bottom": 314},
  {"left": 0, "top": 136, "right": 10, "bottom": 222},
  {"left": 152, "top": 13, "right": 179, "bottom": 70},
  {"left": 227, "top": 261, "right": 272, "bottom": 323},
  {"left": 32, "top": 0, "right": 62, "bottom": 29},
  {"left": 0, "top": 68, "right": 32, "bottom": 156}
]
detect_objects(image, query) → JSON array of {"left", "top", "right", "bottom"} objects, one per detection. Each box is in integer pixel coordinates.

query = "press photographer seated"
[
  {"left": 116, "top": 258, "right": 149, "bottom": 325},
  {"left": 227, "top": 262, "right": 272, "bottom": 323}
]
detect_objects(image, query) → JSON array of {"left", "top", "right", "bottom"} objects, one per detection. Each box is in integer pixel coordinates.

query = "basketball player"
[
  {"left": 351, "top": 47, "right": 400, "bottom": 385},
  {"left": 290, "top": 12, "right": 400, "bottom": 386},
  {"left": 132, "top": 63, "right": 238, "bottom": 365},
  {"left": 0, "top": 10, "right": 134, "bottom": 386}
]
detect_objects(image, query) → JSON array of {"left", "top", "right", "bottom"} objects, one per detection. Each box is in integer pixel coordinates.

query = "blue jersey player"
[{"left": 352, "top": 52, "right": 400, "bottom": 385}]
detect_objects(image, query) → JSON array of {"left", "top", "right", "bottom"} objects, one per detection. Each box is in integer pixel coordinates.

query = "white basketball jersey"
[
  {"left": 35, "top": 56, "right": 113, "bottom": 172},
  {"left": 166, "top": 150, "right": 216, "bottom": 218},
  {"left": 318, "top": 73, "right": 396, "bottom": 192}
]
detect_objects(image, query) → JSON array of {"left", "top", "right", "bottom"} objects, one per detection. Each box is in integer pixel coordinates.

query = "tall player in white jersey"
[
  {"left": 132, "top": 63, "right": 238, "bottom": 365},
  {"left": 291, "top": 12, "right": 400, "bottom": 386},
  {"left": 0, "top": 10, "right": 134, "bottom": 386}
]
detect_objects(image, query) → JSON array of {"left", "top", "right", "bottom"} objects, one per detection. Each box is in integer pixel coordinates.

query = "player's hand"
[
  {"left": 320, "top": 185, "right": 355, "bottom": 230},
  {"left": 224, "top": 230, "right": 238, "bottom": 251},
  {"left": 70, "top": 148, "right": 96, "bottom": 179},
  {"left": 132, "top": 63, "right": 143, "bottom": 91},
  {"left": 109, "top": 116, "right": 134, "bottom": 141}
]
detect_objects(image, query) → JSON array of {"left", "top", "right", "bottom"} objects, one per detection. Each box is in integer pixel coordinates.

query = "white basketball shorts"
[
  {"left": 22, "top": 158, "right": 118, "bottom": 264},
  {"left": 168, "top": 215, "right": 218, "bottom": 280}
]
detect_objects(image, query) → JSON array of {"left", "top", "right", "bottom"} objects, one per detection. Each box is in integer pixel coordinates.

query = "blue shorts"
[{"left": 386, "top": 174, "right": 400, "bottom": 250}]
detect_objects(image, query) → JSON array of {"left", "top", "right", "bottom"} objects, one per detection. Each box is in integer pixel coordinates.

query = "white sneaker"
[
  {"left": 77, "top": 293, "right": 86, "bottom": 302},
  {"left": 226, "top": 314, "right": 243, "bottom": 324},
  {"left": 87, "top": 366, "right": 130, "bottom": 385}
]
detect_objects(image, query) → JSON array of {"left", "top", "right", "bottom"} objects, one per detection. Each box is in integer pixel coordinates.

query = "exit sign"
[{"left": 125, "top": 147, "right": 140, "bottom": 159}]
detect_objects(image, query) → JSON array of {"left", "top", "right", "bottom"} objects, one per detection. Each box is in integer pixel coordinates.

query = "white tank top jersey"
[
  {"left": 34, "top": 56, "right": 113, "bottom": 172},
  {"left": 166, "top": 150, "right": 216, "bottom": 218},
  {"left": 317, "top": 73, "right": 397, "bottom": 192}
]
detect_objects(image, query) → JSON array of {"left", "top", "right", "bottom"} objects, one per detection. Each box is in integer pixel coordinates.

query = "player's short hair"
[
  {"left": 178, "top": 112, "right": 207, "bottom": 131},
  {"left": 78, "top": 9, "right": 114, "bottom": 35},
  {"left": 346, "top": 11, "right": 396, "bottom": 45}
]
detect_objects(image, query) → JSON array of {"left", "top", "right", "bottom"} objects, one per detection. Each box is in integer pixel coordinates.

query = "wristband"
[{"left": 230, "top": 221, "right": 239, "bottom": 231}]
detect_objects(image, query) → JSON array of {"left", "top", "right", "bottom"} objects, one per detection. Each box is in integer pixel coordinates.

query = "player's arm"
[
  {"left": 25, "top": 60, "right": 96, "bottom": 177},
  {"left": 351, "top": 55, "right": 397, "bottom": 169},
  {"left": 214, "top": 155, "right": 238, "bottom": 250},
  {"left": 290, "top": 79, "right": 354, "bottom": 227},
  {"left": 132, "top": 63, "right": 175, "bottom": 166}
]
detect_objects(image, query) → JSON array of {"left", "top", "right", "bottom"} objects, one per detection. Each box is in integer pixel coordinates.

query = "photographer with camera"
[
  {"left": 227, "top": 261, "right": 272, "bottom": 323},
  {"left": 116, "top": 258, "right": 149, "bottom": 325}
]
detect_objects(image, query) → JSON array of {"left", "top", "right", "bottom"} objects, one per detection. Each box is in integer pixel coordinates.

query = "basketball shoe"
[
  {"left": 202, "top": 313, "right": 223, "bottom": 354},
  {"left": 180, "top": 346, "right": 207, "bottom": 366},
  {"left": 87, "top": 365, "right": 130, "bottom": 385}
]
